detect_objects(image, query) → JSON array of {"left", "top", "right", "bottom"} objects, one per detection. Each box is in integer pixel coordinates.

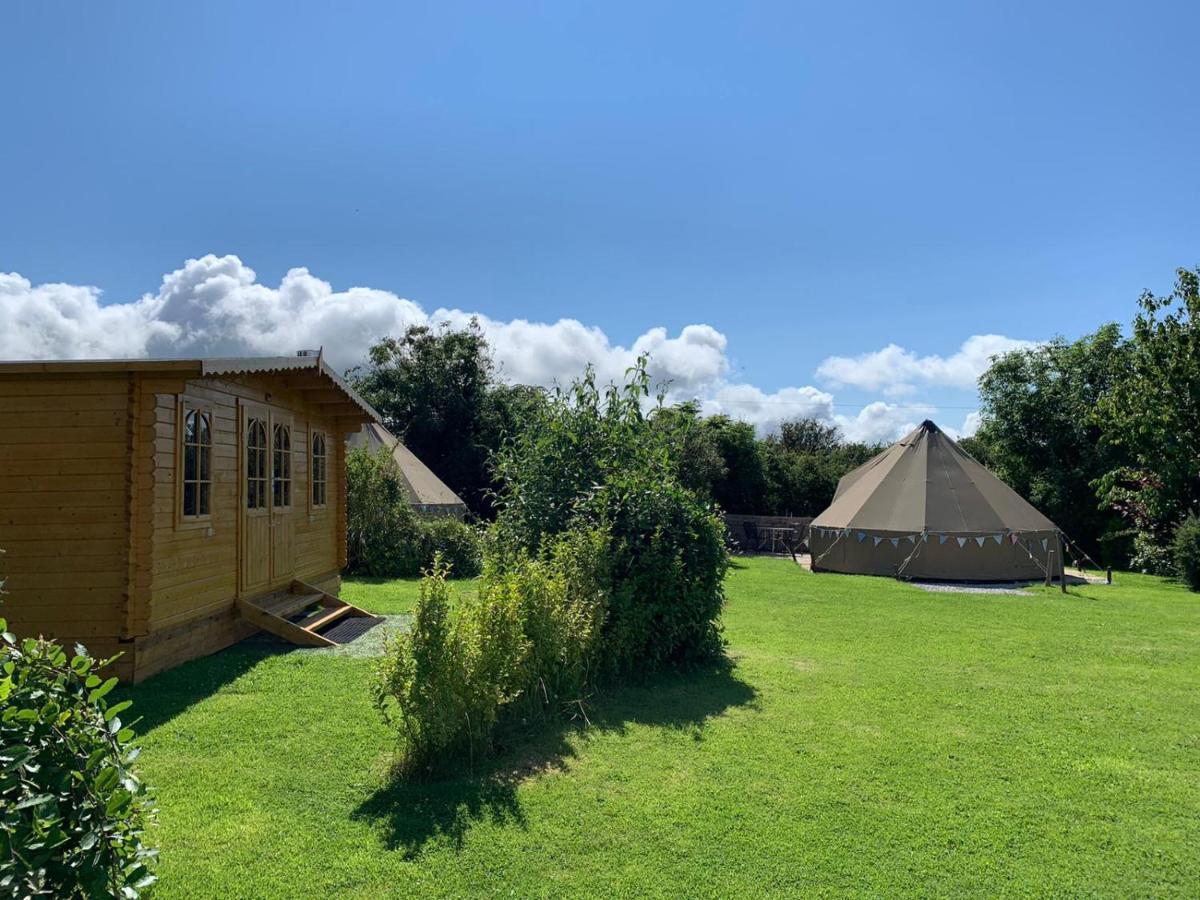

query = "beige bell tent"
[
  {"left": 347, "top": 423, "right": 468, "bottom": 519},
  {"left": 809, "top": 420, "right": 1061, "bottom": 581}
]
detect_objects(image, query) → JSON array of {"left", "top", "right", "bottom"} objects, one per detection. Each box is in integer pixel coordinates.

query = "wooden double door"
[{"left": 240, "top": 403, "right": 295, "bottom": 594}]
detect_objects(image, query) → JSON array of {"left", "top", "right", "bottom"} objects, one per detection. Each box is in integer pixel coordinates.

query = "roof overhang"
[{"left": 0, "top": 354, "right": 382, "bottom": 425}]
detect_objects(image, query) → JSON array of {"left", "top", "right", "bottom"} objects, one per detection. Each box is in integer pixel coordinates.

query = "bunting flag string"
[{"left": 811, "top": 528, "right": 1053, "bottom": 554}]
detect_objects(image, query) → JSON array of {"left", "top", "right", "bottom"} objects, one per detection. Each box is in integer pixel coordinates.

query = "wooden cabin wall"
[
  {"left": 0, "top": 373, "right": 133, "bottom": 674},
  {"left": 133, "top": 373, "right": 348, "bottom": 680}
]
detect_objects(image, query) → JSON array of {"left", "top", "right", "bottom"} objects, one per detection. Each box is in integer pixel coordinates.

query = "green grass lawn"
[{"left": 126, "top": 559, "right": 1200, "bottom": 897}]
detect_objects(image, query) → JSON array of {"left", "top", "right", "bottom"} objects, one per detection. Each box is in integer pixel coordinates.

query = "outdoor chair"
[{"left": 742, "top": 521, "right": 762, "bottom": 553}]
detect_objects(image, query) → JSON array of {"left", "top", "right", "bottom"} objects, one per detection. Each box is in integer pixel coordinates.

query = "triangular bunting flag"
[
  {"left": 873, "top": 536, "right": 883, "bottom": 546},
  {"left": 905, "top": 535, "right": 916, "bottom": 544},
  {"left": 993, "top": 533, "right": 1003, "bottom": 545},
  {"left": 956, "top": 537, "right": 968, "bottom": 548},
  {"left": 922, "top": 533, "right": 929, "bottom": 543},
  {"left": 974, "top": 536, "right": 987, "bottom": 548},
  {"left": 939, "top": 534, "right": 949, "bottom": 544},
  {"left": 857, "top": 531, "right": 867, "bottom": 543},
  {"left": 1010, "top": 533, "right": 1020, "bottom": 545},
  {"left": 1041, "top": 538, "right": 1049, "bottom": 552},
  {"left": 889, "top": 537, "right": 900, "bottom": 548}
]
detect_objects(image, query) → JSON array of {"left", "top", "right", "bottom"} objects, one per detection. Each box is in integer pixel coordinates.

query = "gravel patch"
[
  {"left": 308, "top": 614, "right": 411, "bottom": 657},
  {"left": 911, "top": 582, "right": 1034, "bottom": 595}
]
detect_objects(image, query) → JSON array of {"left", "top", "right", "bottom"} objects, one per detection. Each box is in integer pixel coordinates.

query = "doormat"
[{"left": 321, "top": 614, "right": 386, "bottom": 644}]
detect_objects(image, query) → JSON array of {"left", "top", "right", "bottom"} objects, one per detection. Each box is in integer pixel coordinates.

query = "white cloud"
[
  {"left": 0, "top": 254, "right": 1011, "bottom": 446},
  {"left": 957, "top": 411, "right": 983, "bottom": 439},
  {"left": 698, "top": 383, "right": 836, "bottom": 437},
  {"left": 836, "top": 401, "right": 934, "bottom": 445},
  {"left": 0, "top": 272, "right": 178, "bottom": 359},
  {"left": 815, "top": 334, "right": 1038, "bottom": 395}
]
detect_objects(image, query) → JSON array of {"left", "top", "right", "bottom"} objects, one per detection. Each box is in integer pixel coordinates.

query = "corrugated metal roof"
[{"left": 0, "top": 354, "right": 382, "bottom": 423}]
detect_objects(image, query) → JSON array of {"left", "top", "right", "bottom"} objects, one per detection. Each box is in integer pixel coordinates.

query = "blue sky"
[{"left": 2, "top": 1, "right": 1198, "bottom": 440}]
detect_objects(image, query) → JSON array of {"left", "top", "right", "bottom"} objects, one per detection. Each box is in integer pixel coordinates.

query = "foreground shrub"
[
  {"left": 372, "top": 560, "right": 528, "bottom": 774},
  {"left": 1172, "top": 514, "right": 1200, "bottom": 591},
  {"left": 491, "top": 359, "right": 729, "bottom": 675},
  {"left": 0, "top": 625, "right": 156, "bottom": 896},
  {"left": 375, "top": 530, "right": 609, "bottom": 774},
  {"left": 347, "top": 447, "right": 482, "bottom": 577},
  {"left": 375, "top": 362, "right": 729, "bottom": 775},
  {"left": 485, "top": 526, "right": 609, "bottom": 724},
  {"left": 590, "top": 469, "right": 728, "bottom": 673}
]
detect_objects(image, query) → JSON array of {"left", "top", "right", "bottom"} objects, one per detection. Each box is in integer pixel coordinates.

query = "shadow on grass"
[
  {"left": 352, "top": 658, "right": 757, "bottom": 858},
  {"left": 119, "top": 640, "right": 291, "bottom": 733}
]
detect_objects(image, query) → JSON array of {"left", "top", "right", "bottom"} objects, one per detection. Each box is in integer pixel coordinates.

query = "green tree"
[
  {"left": 702, "top": 416, "right": 768, "bottom": 514},
  {"left": 349, "top": 321, "right": 542, "bottom": 517},
  {"left": 971, "top": 324, "right": 1132, "bottom": 564},
  {"left": 649, "top": 402, "right": 728, "bottom": 500},
  {"left": 775, "top": 418, "right": 842, "bottom": 455},
  {"left": 760, "top": 421, "right": 879, "bottom": 516},
  {"left": 1096, "top": 268, "right": 1200, "bottom": 571}
]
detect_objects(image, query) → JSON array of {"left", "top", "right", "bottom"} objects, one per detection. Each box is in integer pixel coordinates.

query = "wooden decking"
[{"left": 237, "top": 579, "right": 374, "bottom": 647}]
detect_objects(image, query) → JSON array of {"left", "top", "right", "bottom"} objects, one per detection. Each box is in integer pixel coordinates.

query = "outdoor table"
[{"left": 762, "top": 526, "right": 795, "bottom": 553}]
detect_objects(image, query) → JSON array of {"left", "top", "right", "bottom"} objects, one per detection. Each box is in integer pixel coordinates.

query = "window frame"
[
  {"left": 309, "top": 428, "right": 329, "bottom": 511},
  {"left": 272, "top": 419, "right": 294, "bottom": 511},
  {"left": 244, "top": 414, "right": 270, "bottom": 514},
  {"left": 176, "top": 399, "right": 214, "bottom": 528}
]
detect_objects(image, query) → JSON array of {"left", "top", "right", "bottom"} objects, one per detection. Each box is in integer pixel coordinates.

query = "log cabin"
[{"left": 0, "top": 353, "right": 383, "bottom": 682}]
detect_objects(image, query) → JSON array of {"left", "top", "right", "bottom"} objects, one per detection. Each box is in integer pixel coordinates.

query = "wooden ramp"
[{"left": 238, "top": 580, "right": 376, "bottom": 648}]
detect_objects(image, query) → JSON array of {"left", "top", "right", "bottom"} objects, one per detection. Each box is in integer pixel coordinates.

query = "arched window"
[
  {"left": 311, "top": 431, "right": 327, "bottom": 507},
  {"left": 273, "top": 423, "right": 292, "bottom": 508},
  {"left": 246, "top": 418, "right": 268, "bottom": 510},
  {"left": 182, "top": 408, "right": 212, "bottom": 517}
]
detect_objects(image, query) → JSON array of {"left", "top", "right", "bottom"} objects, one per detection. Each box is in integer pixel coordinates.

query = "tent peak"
[{"left": 918, "top": 419, "right": 940, "bottom": 433}]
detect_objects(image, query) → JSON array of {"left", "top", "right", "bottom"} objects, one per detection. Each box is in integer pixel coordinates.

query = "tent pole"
[{"left": 1056, "top": 531, "right": 1067, "bottom": 593}]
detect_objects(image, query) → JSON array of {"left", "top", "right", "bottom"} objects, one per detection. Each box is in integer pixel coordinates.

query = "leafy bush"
[
  {"left": 347, "top": 447, "right": 425, "bottom": 577},
  {"left": 375, "top": 360, "right": 729, "bottom": 775},
  {"left": 1172, "top": 514, "right": 1200, "bottom": 591},
  {"left": 372, "top": 559, "right": 529, "bottom": 775},
  {"left": 0, "top": 626, "right": 156, "bottom": 896},
  {"left": 420, "top": 517, "right": 482, "bottom": 579},
  {"left": 374, "top": 532, "right": 609, "bottom": 774},
  {"left": 491, "top": 359, "right": 729, "bottom": 674},
  {"left": 589, "top": 469, "right": 728, "bottom": 673},
  {"left": 484, "top": 526, "right": 608, "bottom": 724},
  {"left": 346, "top": 447, "right": 481, "bottom": 578}
]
